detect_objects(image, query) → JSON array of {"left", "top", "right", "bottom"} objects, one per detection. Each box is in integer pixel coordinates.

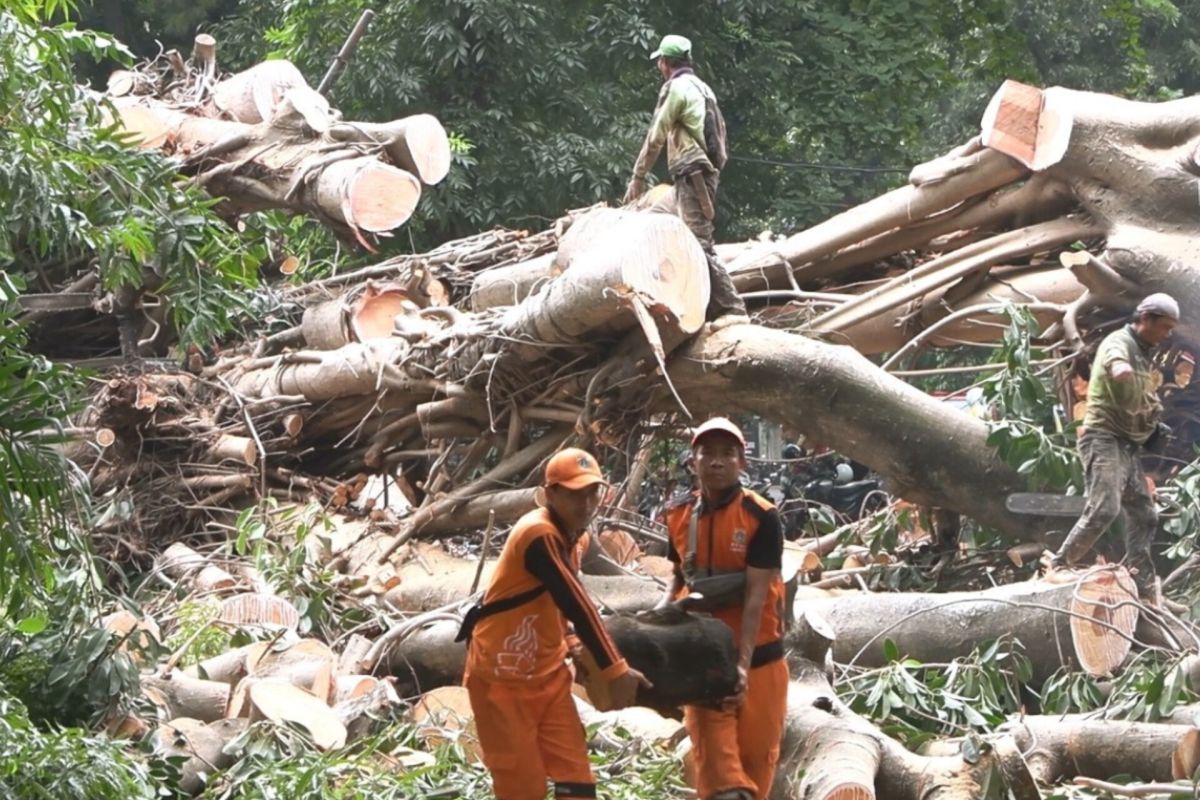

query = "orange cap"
[
  {"left": 544, "top": 448, "right": 607, "bottom": 490},
  {"left": 690, "top": 416, "right": 746, "bottom": 448}
]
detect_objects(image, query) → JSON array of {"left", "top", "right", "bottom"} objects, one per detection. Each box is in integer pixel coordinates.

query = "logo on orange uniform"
[{"left": 731, "top": 529, "right": 747, "bottom": 552}]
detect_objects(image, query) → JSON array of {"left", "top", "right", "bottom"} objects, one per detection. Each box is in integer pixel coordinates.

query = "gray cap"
[{"left": 1136, "top": 292, "right": 1180, "bottom": 320}]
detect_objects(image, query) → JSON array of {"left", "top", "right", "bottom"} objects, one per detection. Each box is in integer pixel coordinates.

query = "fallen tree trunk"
[
  {"left": 114, "top": 98, "right": 424, "bottom": 235},
  {"left": 773, "top": 633, "right": 1039, "bottom": 800},
  {"left": 1003, "top": 714, "right": 1200, "bottom": 784},
  {"left": 666, "top": 323, "right": 1059, "bottom": 540},
  {"left": 728, "top": 144, "right": 1028, "bottom": 292},
  {"left": 793, "top": 569, "right": 1139, "bottom": 681}
]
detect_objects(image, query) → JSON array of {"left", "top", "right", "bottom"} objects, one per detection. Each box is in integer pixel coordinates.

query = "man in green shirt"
[
  {"left": 1050, "top": 293, "right": 1179, "bottom": 598},
  {"left": 623, "top": 34, "right": 747, "bottom": 322}
]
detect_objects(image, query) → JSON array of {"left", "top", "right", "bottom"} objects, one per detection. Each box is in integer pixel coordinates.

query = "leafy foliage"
[
  {"left": 841, "top": 637, "right": 1031, "bottom": 748},
  {"left": 982, "top": 306, "right": 1083, "bottom": 492},
  {"left": 1040, "top": 651, "right": 1196, "bottom": 722},
  {"left": 0, "top": 690, "right": 161, "bottom": 799},
  {"left": 190, "top": 719, "right": 688, "bottom": 800},
  {"left": 0, "top": 1, "right": 261, "bottom": 350}
]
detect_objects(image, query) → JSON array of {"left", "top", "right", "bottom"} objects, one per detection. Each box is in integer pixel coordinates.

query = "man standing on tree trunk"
[
  {"left": 658, "top": 418, "right": 788, "bottom": 800},
  {"left": 1049, "top": 293, "right": 1179, "bottom": 600},
  {"left": 459, "top": 448, "right": 650, "bottom": 800},
  {"left": 623, "top": 34, "right": 747, "bottom": 322}
]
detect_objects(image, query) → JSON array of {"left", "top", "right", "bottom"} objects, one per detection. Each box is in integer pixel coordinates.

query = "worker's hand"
[
  {"left": 622, "top": 176, "right": 646, "bottom": 205},
  {"left": 721, "top": 664, "right": 749, "bottom": 711},
  {"left": 608, "top": 667, "right": 653, "bottom": 710}
]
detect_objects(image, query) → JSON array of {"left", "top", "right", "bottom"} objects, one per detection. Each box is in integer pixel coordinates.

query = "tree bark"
[
  {"left": 666, "top": 323, "right": 1058, "bottom": 540},
  {"left": 1005, "top": 714, "right": 1200, "bottom": 784},
  {"left": 791, "top": 569, "right": 1140, "bottom": 682}
]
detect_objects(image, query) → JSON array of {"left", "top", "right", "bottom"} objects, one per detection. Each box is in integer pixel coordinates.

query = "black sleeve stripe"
[
  {"left": 741, "top": 494, "right": 773, "bottom": 520},
  {"left": 667, "top": 537, "right": 681, "bottom": 564},
  {"left": 524, "top": 535, "right": 622, "bottom": 670},
  {"left": 746, "top": 508, "right": 784, "bottom": 570}
]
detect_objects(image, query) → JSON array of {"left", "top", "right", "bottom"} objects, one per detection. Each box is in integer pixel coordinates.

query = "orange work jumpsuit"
[
  {"left": 665, "top": 486, "right": 790, "bottom": 800},
  {"left": 464, "top": 508, "right": 629, "bottom": 800}
]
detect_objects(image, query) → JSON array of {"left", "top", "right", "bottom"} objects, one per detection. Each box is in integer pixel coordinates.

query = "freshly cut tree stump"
[{"left": 796, "top": 569, "right": 1138, "bottom": 681}]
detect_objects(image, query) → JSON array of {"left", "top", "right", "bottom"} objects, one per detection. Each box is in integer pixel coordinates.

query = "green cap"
[{"left": 650, "top": 34, "right": 691, "bottom": 61}]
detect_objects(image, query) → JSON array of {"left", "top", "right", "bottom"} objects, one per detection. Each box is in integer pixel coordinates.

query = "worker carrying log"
[
  {"left": 658, "top": 417, "right": 788, "bottom": 800},
  {"left": 1048, "top": 292, "right": 1179, "bottom": 600},
  {"left": 459, "top": 447, "right": 650, "bottom": 800},
  {"left": 622, "top": 34, "right": 747, "bottom": 322}
]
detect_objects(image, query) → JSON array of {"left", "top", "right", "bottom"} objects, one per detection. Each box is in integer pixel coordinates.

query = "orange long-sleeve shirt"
[{"left": 466, "top": 508, "right": 628, "bottom": 684}]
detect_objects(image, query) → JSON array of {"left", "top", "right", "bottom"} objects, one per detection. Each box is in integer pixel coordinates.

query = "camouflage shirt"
[{"left": 1081, "top": 325, "right": 1162, "bottom": 444}]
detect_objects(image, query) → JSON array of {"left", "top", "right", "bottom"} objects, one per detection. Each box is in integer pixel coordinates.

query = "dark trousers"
[
  {"left": 1054, "top": 430, "right": 1158, "bottom": 592},
  {"left": 675, "top": 169, "right": 746, "bottom": 321}
]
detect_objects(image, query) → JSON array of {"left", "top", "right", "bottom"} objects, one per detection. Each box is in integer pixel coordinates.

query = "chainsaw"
[{"left": 1005, "top": 492, "right": 1087, "bottom": 518}]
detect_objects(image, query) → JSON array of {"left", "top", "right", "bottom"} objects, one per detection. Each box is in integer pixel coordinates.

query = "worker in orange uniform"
[
  {"left": 659, "top": 418, "right": 789, "bottom": 800},
  {"left": 459, "top": 447, "right": 651, "bottom": 800}
]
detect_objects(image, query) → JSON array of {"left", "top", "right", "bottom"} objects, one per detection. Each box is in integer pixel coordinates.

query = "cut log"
[
  {"left": 207, "top": 435, "right": 257, "bottom": 467},
  {"left": 149, "top": 717, "right": 246, "bottom": 796},
  {"left": 773, "top": 655, "right": 1037, "bottom": 800},
  {"left": 158, "top": 543, "right": 239, "bottom": 590},
  {"left": 245, "top": 638, "right": 337, "bottom": 702},
  {"left": 410, "top": 685, "right": 483, "bottom": 762},
  {"left": 795, "top": 569, "right": 1138, "bottom": 681},
  {"left": 110, "top": 98, "right": 428, "bottom": 235},
  {"left": 499, "top": 208, "right": 710, "bottom": 342},
  {"left": 328, "top": 114, "right": 452, "bottom": 185},
  {"left": 185, "top": 643, "right": 263, "bottom": 685},
  {"left": 468, "top": 252, "right": 557, "bottom": 311},
  {"left": 350, "top": 283, "right": 410, "bottom": 341},
  {"left": 101, "top": 609, "right": 161, "bottom": 663},
  {"left": 142, "top": 671, "right": 232, "bottom": 723},
  {"left": 312, "top": 157, "right": 421, "bottom": 232},
  {"left": 219, "top": 592, "right": 301, "bottom": 631},
  {"left": 1003, "top": 715, "right": 1200, "bottom": 784},
  {"left": 602, "top": 607, "right": 738, "bottom": 709},
  {"left": 301, "top": 299, "right": 350, "bottom": 350},
  {"left": 209, "top": 60, "right": 309, "bottom": 124},
  {"left": 244, "top": 680, "right": 347, "bottom": 750},
  {"left": 334, "top": 677, "right": 400, "bottom": 741}
]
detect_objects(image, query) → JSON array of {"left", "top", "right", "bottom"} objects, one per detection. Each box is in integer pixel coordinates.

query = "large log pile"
[{"left": 37, "top": 49, "right": 1200, "bottom": 798}]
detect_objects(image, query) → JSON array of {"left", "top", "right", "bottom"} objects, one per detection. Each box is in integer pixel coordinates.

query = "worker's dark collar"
[
  {"left": 1125, "top": 323, "right": 1154, "bottom": 353},
  {"left": 667, "top": 65, "right": 695, "bottom": 81},
  {"left": 697, "top": 484, "right": 742, "bottom": 513},
  {"left": 545, "top": 506, "right": 584, "bottom": 548}
]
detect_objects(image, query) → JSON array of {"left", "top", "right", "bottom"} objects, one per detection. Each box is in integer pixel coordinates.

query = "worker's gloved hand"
[
  {"left": 1145, "top": 422, "right": 1173, "bottom": 454},
  {"left": 622, "top": 176, "right": 646, "bottom": 205},
  {"left": 608, "top": 666, "right": 653, "bottom": 710}
]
